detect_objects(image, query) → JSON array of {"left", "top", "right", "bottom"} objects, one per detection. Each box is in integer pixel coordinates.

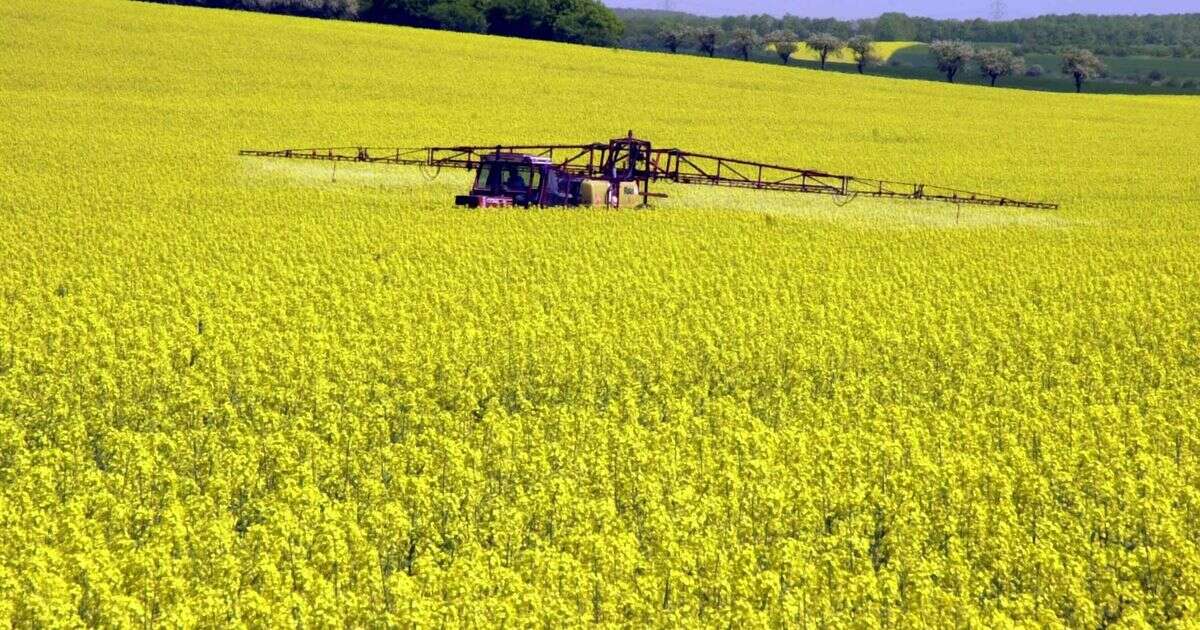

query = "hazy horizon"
[{"left": 603, "top": 1, "right": 1198, "bottom": 20}]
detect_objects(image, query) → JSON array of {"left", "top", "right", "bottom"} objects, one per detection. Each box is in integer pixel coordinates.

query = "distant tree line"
[
  {"left": 144, "top": 0, "right": 623, "bottom": 46},
  {"left": 647, "top": 23, "right": 1114, "bottom": 93},
  {"left": 617, "top": 9, "right": 1200, "bottom": 59},
  {"left": 146, "top": 0, "right": 364, "bottom": 19}
]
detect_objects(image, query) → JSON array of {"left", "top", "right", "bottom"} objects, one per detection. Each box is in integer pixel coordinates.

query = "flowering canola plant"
[{"left": 2, "top": 0, "right": 1200, "bottom": 626}]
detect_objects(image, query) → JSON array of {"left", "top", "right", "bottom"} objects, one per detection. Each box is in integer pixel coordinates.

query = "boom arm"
[{"left": 239, "top": 135, "right": 1058, "bottom": 210}]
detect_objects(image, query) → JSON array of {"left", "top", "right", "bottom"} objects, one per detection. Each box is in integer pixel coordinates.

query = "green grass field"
[
  {"left": 769, "top": 40, "right": 1200, "bottom": 94},
  {"left": 3, "top": 0, "right": 1200, "bottom": 626},
  {"left": 885, "top": 42, "right": 1200, "bottom": 90}
]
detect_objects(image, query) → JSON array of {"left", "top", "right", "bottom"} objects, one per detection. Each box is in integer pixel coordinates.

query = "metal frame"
[{"left": 240, "top": 133, "right": 1059, "bottom": 210}]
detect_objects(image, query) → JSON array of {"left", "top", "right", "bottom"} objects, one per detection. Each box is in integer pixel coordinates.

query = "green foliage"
[
  {"left": 425, "top": 0, "right": 486, "bottom": 33},
  {"left": 727, "top": 28, "right": 761, "bottom": 62},
  {"left": 695, "top": 26, "right": 719, "bottom": 58},
  {"left": 4, "top": 0, "right": 1200, "bottom": 626},
  {"left": 846, "top": 36, "right": 878, "bottom": 74},
  {"left": 546, "top": 0, "right": 621, "bottom": 47},
  {"left": 656, "top": 24, "right": 686, "bottom": 54},
  {"left": 240, "top": 0, "right": 368, "bottom": 18},
  {"left": 1061, "top": 49, "right": 1106, "bottom": 92},
  {"left": 614, "top": 9, "right": 1200, "bottom": 60},
  {"left": 825, "top": 43, "right": 1200, "bottom": 95},
  {"left": 874, "top": 12, "right": 918, "bottom": 41},
  {"left": 977, "top": 47, "right": 1025, "bottom": 86},
  {"left": 805, "top": 32, "right": 844, "bottom": 70},
  {"left": 930, "top": 40, "right": 974, "bottom": 83},
  {"left": 483, "top": 0, "right": 547, "bottom": 37},
  {"left": 152, "top": 0, "right": 621, "bottom": 46},
  {"left": 764, "top": 30, "right": 799, "bottom": 65}
]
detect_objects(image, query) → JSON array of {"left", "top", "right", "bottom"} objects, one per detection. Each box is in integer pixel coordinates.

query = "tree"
[
  {"left": 765, "top": 30, "right": 798, "bottom": 65},
  {"left": 484, "top": 0, "right": 550, "bottom": 38},
  {"left": 976, "top": 47, "right": 1024, "bottom": 87},
  {"left": 696, "top": 26, "right": 719, "bottom": 58},
  {"left": 1061, "top": 48, "right": 1105, "bottom": 93},
  {"left": 250, "top": 0, "right": 363, "bottom": 18},
  {"left": 929, "top": 40, "right": 974, "bottom": 83},
  {"left": 873, "top": 12, "right": 918, "bottom": 41},
  {"left": 365, "top": 0, "right": 440, "bottom": 26},
  {"left": 426, "top": 0, "right": 487, "bottom": 33},
  {"left": 657, "top": 25, "right": 686, "bottom": 54},
  {"left": 846, "top": 36, "right": 878, "bottom": 74},
  {"left": 805, "top": 33, "right": 844, "bottom": 70},
  {"left": 550, "top": 0, "right": 622, "bottom": 47},
  {"left": 727, "top": 28, "right": 761, "bottom": 62},
  {"left": 479, "top": 0, "right": 620, "bottom": 46}
]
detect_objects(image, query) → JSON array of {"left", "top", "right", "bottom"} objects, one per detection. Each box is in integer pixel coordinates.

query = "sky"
[{"left": 602, "top": 1, "right": 1199, "bottom": 20}]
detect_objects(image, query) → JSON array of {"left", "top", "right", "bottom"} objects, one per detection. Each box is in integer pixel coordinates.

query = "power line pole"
[{"left": 990, "top": 0, "right": 1007, "bottom": 21}]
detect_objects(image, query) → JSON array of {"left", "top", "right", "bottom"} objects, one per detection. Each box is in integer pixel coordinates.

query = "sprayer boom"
[{"left": 240, "top": 133, "right": 1059, "bottom": 210}]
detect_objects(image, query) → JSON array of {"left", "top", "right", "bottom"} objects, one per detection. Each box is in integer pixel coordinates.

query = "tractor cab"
[
  {"left": 453, "top": 135, "right": 655, "bottom": 209},
  {"left": 456, "top": 154, "right": 572, "bottom": 208}
]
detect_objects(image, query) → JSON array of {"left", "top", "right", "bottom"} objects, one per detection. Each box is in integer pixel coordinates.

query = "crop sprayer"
[{"left": 240, "top": 132, "right": 1059, "bottom": 211}]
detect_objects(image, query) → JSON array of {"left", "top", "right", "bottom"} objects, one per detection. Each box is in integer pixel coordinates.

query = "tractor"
[{"left": 241, "top": 132, "right": 1058, "bottom": 211}]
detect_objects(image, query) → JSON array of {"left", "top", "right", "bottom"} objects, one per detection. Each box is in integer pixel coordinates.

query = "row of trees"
[
  {"left": 657, "top": 27, "right": 878, "bottom": 72},
  {"left": 656, "top": 27, "right": 1109, "bottom": 93},
  {"left": 149, "top": 0, "right": 624, "bottom": 46},
  {"left": 929, "top": 41, "right": 1106, "bottom": 92},
  {"left": 619, "top": 10, "right": 1200, "bottom": 59}
]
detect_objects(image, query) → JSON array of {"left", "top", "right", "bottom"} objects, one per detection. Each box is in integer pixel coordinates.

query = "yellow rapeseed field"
[
  {"left": 2, "top": 0, "right": 1199, "bottom": 626},
  {"left": 784, "top": 40, "right": 921, "bottom": 65}
]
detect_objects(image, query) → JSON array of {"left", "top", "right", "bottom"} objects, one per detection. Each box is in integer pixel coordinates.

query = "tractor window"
[
  {"left": 502, "top": 165, "right": 532, "bottom": 193},
  {"left": 474, "top": 164, "right": 495, "bottom": 193},
  {"left": 544, "top": 169, "right": 571, "bottom": 204},
  {"left": 528, "top": 168, "right": 542, "bottom": 192}
]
